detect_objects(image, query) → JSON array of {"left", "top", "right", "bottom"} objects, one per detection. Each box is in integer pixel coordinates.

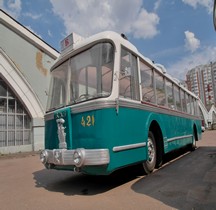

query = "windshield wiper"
[{"left": 68, "top": 93, "right": 110, "bottom": 105}]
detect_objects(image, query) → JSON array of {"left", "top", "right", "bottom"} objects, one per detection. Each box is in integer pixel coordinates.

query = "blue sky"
[{"left": 1, "top": 0, "right": 215, "bottom": 80}]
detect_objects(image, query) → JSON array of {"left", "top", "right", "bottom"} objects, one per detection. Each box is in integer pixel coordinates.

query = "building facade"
[
  {"left": 0, "top": 10, "right": 59, "bottom": 154},
  {"left": 186, "top": 62, "right": 216, "bottom": 110}
]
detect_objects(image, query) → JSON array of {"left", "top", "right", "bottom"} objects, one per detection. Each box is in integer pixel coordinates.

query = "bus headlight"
[
  {"left": 73, "top": 149, "right": 85, "bottom": 167},
  {"left": 40, "top": 150, "right": 48, "bottom": 164}
]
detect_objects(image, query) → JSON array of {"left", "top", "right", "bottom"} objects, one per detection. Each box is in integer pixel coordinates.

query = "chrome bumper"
[{"left": 40, "top": 148, "right": 110, "bottom": 168}]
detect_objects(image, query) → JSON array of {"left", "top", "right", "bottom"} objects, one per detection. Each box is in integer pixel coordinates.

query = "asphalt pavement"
[{"left": 0, "top": 130, "right": 216, "bottom": 210}]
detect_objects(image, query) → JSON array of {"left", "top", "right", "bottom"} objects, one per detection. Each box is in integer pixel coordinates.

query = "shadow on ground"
[
  {"left": 33, "top": 164, "right": 144, "bottom": 196},
  {"left": 33, "top": 147, "right": 197, "bottom": 197},
  {"left": 33, "top": 145, "right": 216, "bottom": 210},
  {"left": 131, "top": 146, "right": 216, "bottom": 210}
]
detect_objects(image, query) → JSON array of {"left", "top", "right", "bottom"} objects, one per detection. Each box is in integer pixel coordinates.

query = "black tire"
[
  {"left": 143, "top": 131, "right": 157, "bottom": 174},
  {"left": 189, "top": 131, "right": 196, "bottom": 151}
]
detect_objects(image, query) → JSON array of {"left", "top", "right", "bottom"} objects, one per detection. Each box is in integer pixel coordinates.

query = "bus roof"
[{"left": 51, "top": 31, "right": 139, "bottom": 71}]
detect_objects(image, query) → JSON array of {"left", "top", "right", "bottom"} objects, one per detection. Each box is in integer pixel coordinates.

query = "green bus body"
[{"left": 44, "top": 103, "right": 201, "bottom": 175}]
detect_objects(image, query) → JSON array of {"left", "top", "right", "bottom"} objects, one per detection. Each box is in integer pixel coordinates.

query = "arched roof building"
[{"left": 0, "top": 9, "right": 59, "bottom": 153}]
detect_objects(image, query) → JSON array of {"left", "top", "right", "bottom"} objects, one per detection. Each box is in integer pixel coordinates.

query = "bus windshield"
[{"left": 47, "top": 42, "right": 114, "bottom": 111}]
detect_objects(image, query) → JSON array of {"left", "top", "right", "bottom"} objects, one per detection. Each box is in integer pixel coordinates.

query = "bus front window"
[
  {"left": 47, "top": 42, "right": 114, "bottom": 111},
  {"left": 47, "top": 61, "right": 69, "bottom": 110}
]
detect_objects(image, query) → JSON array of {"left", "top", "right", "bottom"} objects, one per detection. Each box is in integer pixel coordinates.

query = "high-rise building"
[{"left": 186, "top": 62, "right": 216, "bottom": 110}]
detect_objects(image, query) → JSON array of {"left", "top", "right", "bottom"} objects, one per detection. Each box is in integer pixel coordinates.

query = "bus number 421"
[{"left": 81, "top": 115, "right": 95, "bottom": 127}]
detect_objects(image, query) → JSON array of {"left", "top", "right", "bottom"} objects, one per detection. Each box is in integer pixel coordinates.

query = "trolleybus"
[{"left": 40, "top": 31, "right": 202, "bottom": 175}]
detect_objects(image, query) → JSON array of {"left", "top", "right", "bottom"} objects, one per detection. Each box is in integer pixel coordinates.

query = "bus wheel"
[
  {"left": 143, "top": 131, "right": 156, "bottom": 174},
  {"left": 189, "top": 131, "right": 196, "bottom": 151}
]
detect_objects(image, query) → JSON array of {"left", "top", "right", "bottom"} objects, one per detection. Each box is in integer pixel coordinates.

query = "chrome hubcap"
[{"left": 147, "top": 137, "right": 155, "bottom": 163}]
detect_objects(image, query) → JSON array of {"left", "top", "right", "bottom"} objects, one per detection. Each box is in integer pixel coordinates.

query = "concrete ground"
[{"left": 0, "top": 130, "right": 215, "bottom": 210}]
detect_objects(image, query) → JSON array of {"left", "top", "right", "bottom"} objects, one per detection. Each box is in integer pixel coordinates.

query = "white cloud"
[
  {"left": 49, "top": 0, "right": 159, "bottom": 39},
  {"left": 167, "top": 46, "right": 216, "bottom": 79},
  {"left": 184, "top": 30, "right": 200, "bottom": 53},
  {"left": 132, "top": 9, "right": 159, "bottom": 39},
  {"left": 1, "top": 0, "right": 22, "bottom": 18},
  {"left": 23, "top": 12, "right": 42, "bottom": 20},
  {"left": 48, "top": 30, "right": 52, "bottom": 37},
  {"left": 182, "top": 0, "right": 213, "bottom": 13},
  {"left": 7, "top": 0, "right": 21, "bottom": 10},
  {"left": 154, "top": 0, "right": 162, "bottom": 12}
]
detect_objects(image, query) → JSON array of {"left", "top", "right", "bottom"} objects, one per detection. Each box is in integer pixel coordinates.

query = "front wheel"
[{"left": 143, "top": 131, "right": 157, "bottom": 174}]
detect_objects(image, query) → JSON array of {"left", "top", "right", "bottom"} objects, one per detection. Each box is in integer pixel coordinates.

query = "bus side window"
[
  {"left": 119, "top": 48, "right": 140, "bottom": 100},
  {"left": 194, "top": 99, "right": 199, "bottom": 116},
  {"left": 140, "top": 61, "right": 155, "bottom": 103},
  {"left": 191, "top": 97, "right": 195, "bottom": 115},
  {"left": 186, "top": 93, "right": 191, "bottom": 114},
  {"left": 174, "top": 85, "right": 182, "bottom": 111},
  {"left": 155, "top": 72, "right": 165, "bottom": 106},
  {"left": 181, "top": 90, "right": 187, "bottom": 113},
  {"left": 166, "top": 80, "right": 174, "bottom": 109}
]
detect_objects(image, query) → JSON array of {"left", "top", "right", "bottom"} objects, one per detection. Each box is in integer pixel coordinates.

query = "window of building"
[{"left": 0, "top": 78, "right": 31, "bottom": 147}]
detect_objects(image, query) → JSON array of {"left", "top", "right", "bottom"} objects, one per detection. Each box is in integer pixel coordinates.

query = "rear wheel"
[
  {"left": 189, "top": 130, "right": 196, "bottom": 151},
  {"left": 143, "top": 131, "right": 157, "bottom": 174}
]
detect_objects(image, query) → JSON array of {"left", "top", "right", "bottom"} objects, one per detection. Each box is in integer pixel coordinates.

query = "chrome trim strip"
[
  {"left": 71, "top": 100, "right": 116, "bottom": 114},
  {"left": 71, "top": 99, "right": 201, "bottom": 120},
  {"left": 42, "top": 148, "right": 110, "bottom": 167},
  {"left": 82, "top": 149, "right": 110, "bottom": 165},
  {"left": 167, "top": 134, "right": 193, "bottom": 143},
  {"left": 45, "top": 99, "right": 201, "bottom": 121},
  {"left": 113, "top": 142, "right": 146, "bottom": 152},
  {"left": 45, "top": 100, "right": 116, "bottom": 121}
]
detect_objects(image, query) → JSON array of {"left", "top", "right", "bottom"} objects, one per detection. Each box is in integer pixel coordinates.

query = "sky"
[{"left": 1, "top": 0, "right": 216, "bottom": 80}]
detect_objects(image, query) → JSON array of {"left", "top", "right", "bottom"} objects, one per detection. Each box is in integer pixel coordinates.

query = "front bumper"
[{"left": 40, "top": 148, "right": 110, "bottom": 168}]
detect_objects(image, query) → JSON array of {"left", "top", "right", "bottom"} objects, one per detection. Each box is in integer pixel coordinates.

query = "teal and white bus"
[{"left": 40, "top": 31, "right": 202, "bottom": 175}]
